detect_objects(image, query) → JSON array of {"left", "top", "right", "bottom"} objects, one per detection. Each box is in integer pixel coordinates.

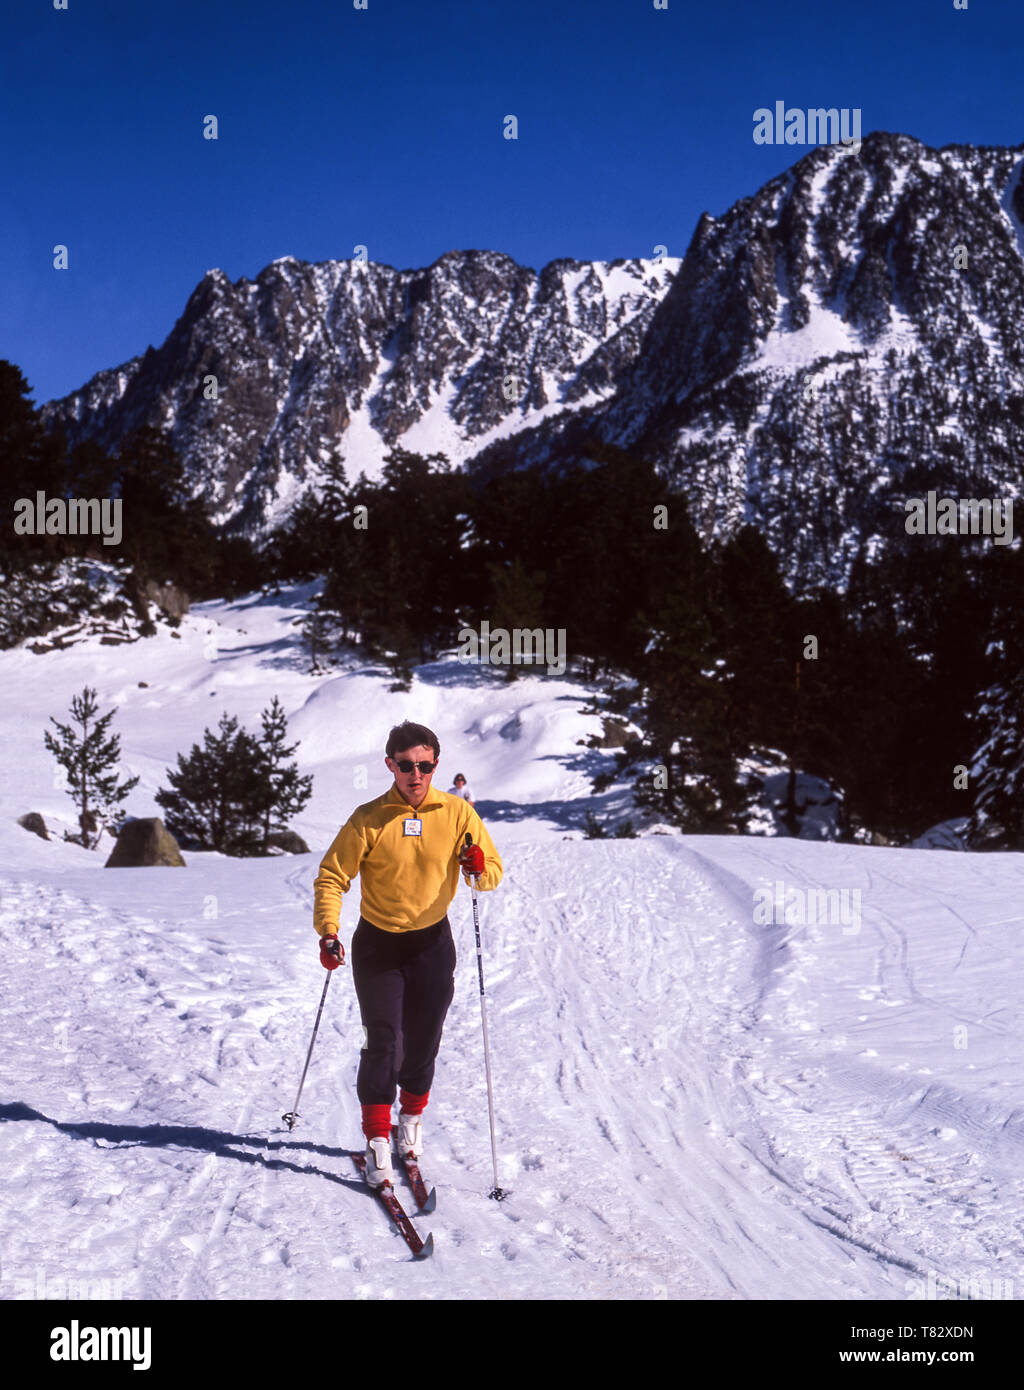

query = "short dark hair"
[
  {"left": 386, "top": 721, "right": 440, "bottom": 760},
  {"left": 453, "top": 773, "right": 466, "bottom": 782}
]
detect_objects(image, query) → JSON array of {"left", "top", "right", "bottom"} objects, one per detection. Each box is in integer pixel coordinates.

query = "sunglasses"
[{"left": 395, "top": 759, "right": 437, "bottom": 775}]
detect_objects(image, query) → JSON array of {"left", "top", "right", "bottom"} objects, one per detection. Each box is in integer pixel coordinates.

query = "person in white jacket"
[{"left": 446, "top": 773, "right": 474, "bottom": 805}]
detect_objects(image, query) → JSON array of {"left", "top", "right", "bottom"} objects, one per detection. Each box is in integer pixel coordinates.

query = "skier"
[
  {"left": 446, "top": 772, "right": 474, "bottom": 804},
  {"left": 313, "top": 721, "right": 503, "bottom": 1189}
]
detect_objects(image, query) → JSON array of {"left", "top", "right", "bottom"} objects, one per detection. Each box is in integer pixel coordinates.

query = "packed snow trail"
[
  {"left": 1, "top": 589, "right": 1021, "bottom": 1299},
  {"left": 2, "top": 834, "right": 1021, "bottom": 1300},
  {"left": 687, "top": 836, "right": 1024, "bottom": 1298}
]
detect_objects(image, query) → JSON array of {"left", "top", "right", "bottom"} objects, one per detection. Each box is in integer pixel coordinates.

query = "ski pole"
[
  {"left": 464, "top": 832, "right": 508, "bottom": 1201},
  {"left": 282, "top": 947, "right": 342, "bottom": 1129}
]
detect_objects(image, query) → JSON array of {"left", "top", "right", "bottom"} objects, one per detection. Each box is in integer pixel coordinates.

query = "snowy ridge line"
[
  {"left": 998, "top": 153, "right": 1024, "bottom": 263},
  {"left": 43, "top": 250, "right": 682, "bottom": 532}
]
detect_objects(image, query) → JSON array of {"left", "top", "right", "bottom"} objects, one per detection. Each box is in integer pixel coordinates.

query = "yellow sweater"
[{"left": 313, "top": 783, "right": 503, "bottom": 935}]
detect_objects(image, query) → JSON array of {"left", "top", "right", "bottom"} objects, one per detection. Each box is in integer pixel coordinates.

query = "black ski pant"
[{"left": 351, "top": 914, "right": 457, "bottom": 1106}]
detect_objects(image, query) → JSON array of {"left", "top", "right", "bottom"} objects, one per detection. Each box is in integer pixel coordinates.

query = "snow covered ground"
[{"left": 1, "top": 588, "right": 1022, "bottom": 1300}]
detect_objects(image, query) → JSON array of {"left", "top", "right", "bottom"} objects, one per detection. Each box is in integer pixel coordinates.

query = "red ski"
[
  {"left": 399, "top": 1151, "right": 437, "bottom": 1213},
  {"left": 353, "top": 1154, "right": 434, "bottom": 1260}
]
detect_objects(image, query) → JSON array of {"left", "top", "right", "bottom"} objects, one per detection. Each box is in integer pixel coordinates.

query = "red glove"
[
  {"left": 459, "top": 843, "right": 485, "bottom": 877},
  {"left": 319, "top": 933, "right": 344, "bottom": 970}
]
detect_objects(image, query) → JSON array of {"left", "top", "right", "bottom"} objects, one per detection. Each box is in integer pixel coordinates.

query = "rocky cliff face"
[
  {"left": 42, "top": 251, "right": 679, "bottom": 534},
  {"left": 474, "top": 131, "right": 1024, "bottom": 590}
]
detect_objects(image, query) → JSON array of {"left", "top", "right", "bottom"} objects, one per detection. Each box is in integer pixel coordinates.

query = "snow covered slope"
[{"left": 1, "top": 590, "right": 1021, "bottom": 1299}]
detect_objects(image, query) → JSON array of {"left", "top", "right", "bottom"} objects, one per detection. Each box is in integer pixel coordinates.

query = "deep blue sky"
[{"left": 3, "top": 0, "right": 1022, "bottom": 405}]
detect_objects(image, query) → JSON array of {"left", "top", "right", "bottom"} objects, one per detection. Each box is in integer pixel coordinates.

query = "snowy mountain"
[
  {"left": 42, "top": 131, "right": 1024, "bottom": 592},
  {"left": 41, "top": 252, "right": 679, "bottom": 533},
  {"left": 474, "top": 131, "right": 1024, "bottom": 589},
  {"left": 1, "top": 586, "right": 1022, "bottom": 1299}
]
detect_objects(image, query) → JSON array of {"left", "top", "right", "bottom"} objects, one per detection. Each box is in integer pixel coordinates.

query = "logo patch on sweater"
[{"left": 403, "top": 818, "right": 423, "bottom": 837}]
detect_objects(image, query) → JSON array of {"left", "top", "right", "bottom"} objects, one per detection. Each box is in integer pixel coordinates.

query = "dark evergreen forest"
[{"left": 3, "top": 358, "right": 1020, "bottom": 848}]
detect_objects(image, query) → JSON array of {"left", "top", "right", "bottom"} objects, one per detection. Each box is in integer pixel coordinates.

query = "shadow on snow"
[{"left": 0, "top": 1101, "right": 367, "bottom": 1194}]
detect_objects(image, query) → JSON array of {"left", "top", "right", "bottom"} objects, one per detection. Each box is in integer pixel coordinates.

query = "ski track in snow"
[
  {"left": 2, "top": 834, "right": 1022, "bottom": 1300},
  {"left": 1, "top": 591, "right": 1022, "bottom": 1300}
]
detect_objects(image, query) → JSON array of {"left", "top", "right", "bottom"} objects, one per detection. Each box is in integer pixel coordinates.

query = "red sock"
[
  {"left": 398, "top": 1088, "right": 429, "bottom": 1116},
  {"left": 361, "top": 1103, "right": 392, "bottom": 1141}
]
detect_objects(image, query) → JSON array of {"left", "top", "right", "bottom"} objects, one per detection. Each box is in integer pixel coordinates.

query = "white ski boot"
[
  {"left": 398, "top": 1112, "right": 423, "bottom": 1159},
  {"left": 364, "top": 1136, "right": 395, "bottom": 1188}
]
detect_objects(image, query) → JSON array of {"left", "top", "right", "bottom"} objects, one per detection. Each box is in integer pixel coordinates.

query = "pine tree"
[
  {"left": 320, "top": 450, "right": 349, "bottom": 527},
  {"left": 324, "top": 448, "right": 469, "bottom": 666},
  {"left": 543, "top": 442, "right": 670, "bottom": 674},
  {"left": 268, "top": 453, "right": 349, "bottom": 583},
  {"left": 254, "top": 697, "right": 314, "bottom": 845},
  {"left": 44, "top": 687, "right": 140, "bottom": 846},
  {"left": 302, "top": 596, "right": 333, "bottom": 673},
  {"left": 969, "top": 675, "right": 1024, "bottom": 848},
  {"left": 155, "top": 703, "right": 313, "bottom": 855},
  {"left": 155, "top": 714, "right": 266, "bottom": 854},
  {"left": 0, "top": 359, "right": 68, "bottom": 574},
  {"left": 968, "top": 547, "right": 1024, "bottom": 849},
  {"left": 267, "top": 489, "right": 326, "bottom": 581},
  {"left": 487, "top": 556, "right": 547, "bottom": 681},
  {"left": 611, "top": 507, "right": 758, "bottom": 833}
]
